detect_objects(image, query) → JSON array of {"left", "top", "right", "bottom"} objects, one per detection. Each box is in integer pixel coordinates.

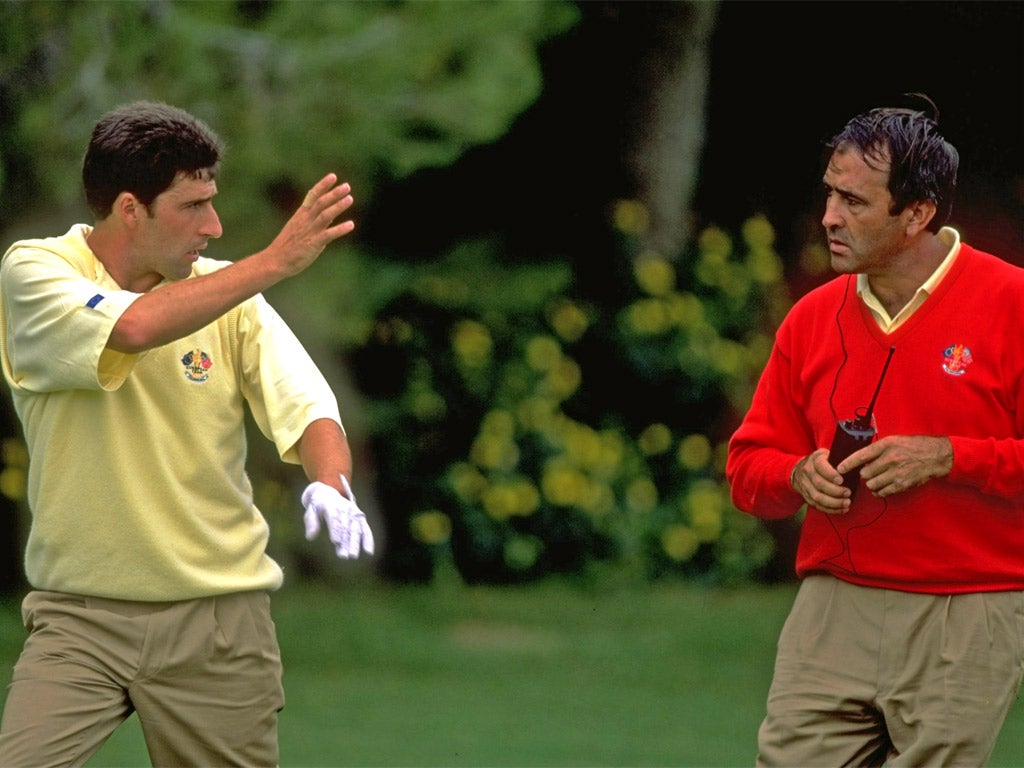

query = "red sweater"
[{"left": 727, "top": 244, "right": 1024, "bottom": 593}]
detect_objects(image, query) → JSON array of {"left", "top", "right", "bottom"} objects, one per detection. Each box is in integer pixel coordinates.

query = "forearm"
[
  {"left": 296, "top": 418, "right": 352, "bottom": 493},
  {"left": 108, "top": 249, "right": 288, "bottom": 353},
  {"left": 947, "top": 435, "right": 1024, "bottom": 499}
]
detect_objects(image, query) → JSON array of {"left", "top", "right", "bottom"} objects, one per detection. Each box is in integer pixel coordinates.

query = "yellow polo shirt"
[{"left": 0, "top": 224, "right": 343, "bottom": 600}]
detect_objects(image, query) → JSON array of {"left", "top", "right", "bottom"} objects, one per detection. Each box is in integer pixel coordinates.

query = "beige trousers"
[
  {"left": 758, "top": 575, "right": 1024, "bottom": 767},
  {"left": 0, "top": 590, "right": 284, "bottom": 767}
]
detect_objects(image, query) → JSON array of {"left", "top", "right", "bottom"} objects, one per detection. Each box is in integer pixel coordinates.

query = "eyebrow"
[
  {"left": 177, "top": 187, "right": 218, "bottom": 208},
  {"left": 822, "top": 179, "right": 867, "bottom": 204}
]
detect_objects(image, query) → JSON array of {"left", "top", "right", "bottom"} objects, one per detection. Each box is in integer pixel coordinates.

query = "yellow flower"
[
  {"left": 633, "top": 255, "right": 676, "bottom": 297},
  {"left": 624, "top": 298, "right": 670, "bottom": 335},
  {"left": 451, "top": 320, "right": 493, "bottom": 368},
  {"left": 448, "top": 462, "right": 488, "bottom": 502},
  {"left": 697, "top": 226, "right": 732, "bottom": 260},
  {"left": 548, "top": 299, "right": 590, "bottom": 342},
  {"left": 0, "top": 467, "right": 25, "bottom": 501},
  {"left": 612, "top": 199, "right": 650, "bottom": 235},
  {"left": 578, "top": 481, "right": 616, "bottom": 517},
  {"left": 1, "top": 438, "right": 28, "bottom": 468},
  {"left": 677, "top": 434, "right": 712, "bottom": 471},
  {"left": 543, "top": 358, "right": 582, "bottom": 399},
  {"left": 637, "top": 423, "right": 673, "bottom": 456},
  {"left": 516, "top": 396, "right": 558, "bottom": 432},
  {"left": 741, "top": 214, "right": 775, "bottom": 249},
  {"left": 541, "top": 460, "right": 589, "bottom": 507},
  {"left": 525, "top": 335, "right": 563, "bottom": 372},
  {"left": 593, "top": 430, "right": 626, "bottom": 479},
  {"left": 511, "top": 478, "right": 542, "bottom": 516},
  {"left": 625, "top": 477, "right": 658, "bottom": 514},
  {"left": 409, "top": 510, "right": 452, "bottom": 545},
  {"left": 482, "top": 483, "right": 521, "bottom": 520},
  {"left": 563, "top": 422, "right": 603, "bottom": 469},
  {"left": 664, "top": 292, "right": 704, "bottom": 330},
  {"left": 685, "top": 480, "right": 725, "bottom": 542},
  {"left": 469, "top": 434, "right": 519, "bottom": 471},
  {"left": 710, "top": 338, "right": 745, "bottom": 377},
  {"left": 719, "top": 263, "right": 751, "bottom": 300},
  {"left": 409, "top": 389, "right": 447, "bottom": 421},
  {"left": 481, "top": 409, "right": 516, "bottom": 438},
  {"left": 661, "top": 524, "right": 699, "bottom": 562},
  {"left": 746, "top": 245, "right": 783, "bottom": 284}
]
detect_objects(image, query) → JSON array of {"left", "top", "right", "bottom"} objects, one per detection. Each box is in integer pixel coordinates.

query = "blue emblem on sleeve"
[{"left": 86, "top": 294, "right": 105, "bottom": 309}]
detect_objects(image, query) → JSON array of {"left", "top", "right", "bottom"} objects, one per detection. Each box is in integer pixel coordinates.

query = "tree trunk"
[{"left": 621, "top": 0, "right": 719, "bottom": 259}]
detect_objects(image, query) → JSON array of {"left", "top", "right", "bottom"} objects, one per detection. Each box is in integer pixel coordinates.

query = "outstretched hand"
[{"left": 265, "top": 174, "right": 355, "bottom": 277}]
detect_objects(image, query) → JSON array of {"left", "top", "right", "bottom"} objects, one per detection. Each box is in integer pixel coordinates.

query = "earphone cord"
[
  {"left": 822, "top": 496, "right": 888, "bottom": 576},
  {"left": 828, "top": 274, "right": 853, "bottom": 424}
]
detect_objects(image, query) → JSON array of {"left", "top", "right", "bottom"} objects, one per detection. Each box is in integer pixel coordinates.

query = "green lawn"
[{"left": 0, "top": 575, "right": 1021, "bottom": 766}]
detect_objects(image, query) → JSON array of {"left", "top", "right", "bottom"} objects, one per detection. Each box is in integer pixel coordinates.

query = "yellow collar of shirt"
[{"left": 856, "top": 226, "right": 961, "bottom": 332}]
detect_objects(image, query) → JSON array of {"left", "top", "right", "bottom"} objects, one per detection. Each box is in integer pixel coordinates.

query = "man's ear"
[
  {"left": 905, "top": 199, "right": 937, "bottom": 236},
  {"left": 114, "top": 192, "right": 144, "bottom": 227}
]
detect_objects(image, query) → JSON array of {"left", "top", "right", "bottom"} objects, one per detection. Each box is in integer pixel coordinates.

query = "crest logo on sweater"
[
  {"left": 181, "top": 349, "right": 213, "bottom": 383},
  {"left": 941, "top": 343, "right": 972, "bottom": 376}
]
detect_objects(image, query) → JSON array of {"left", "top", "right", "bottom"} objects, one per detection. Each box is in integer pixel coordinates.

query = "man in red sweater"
[{"left": 727, "top": 96, "right": 1024, "bottom": 766}]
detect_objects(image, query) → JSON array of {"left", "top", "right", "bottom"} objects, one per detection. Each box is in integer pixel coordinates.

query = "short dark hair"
[
  {"left": 826, "top": 94, "right": 959, "bottom": 233},
  {"left": 82, "top": 101, "right": 225, "bottom": 218}
]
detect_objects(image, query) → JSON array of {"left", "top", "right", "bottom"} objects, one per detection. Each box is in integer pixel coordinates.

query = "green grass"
[{"left": 0, "top": 575, "right": 1021, "bottom": 766}]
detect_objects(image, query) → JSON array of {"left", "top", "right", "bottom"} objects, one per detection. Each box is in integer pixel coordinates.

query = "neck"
[
  {"left": 866, "top": 232, "right": 949, "bottom": 317},
  {"left": 86, "top": 222, "right": 161, "bottom": 293}
]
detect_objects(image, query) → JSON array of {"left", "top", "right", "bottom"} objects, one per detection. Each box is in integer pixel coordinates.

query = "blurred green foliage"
[
  {"left": 354, "top": 203, "right": 792, "bottom": 585},
  {"left": 0, "top": 0, "right": 579, "bottom": 246}
]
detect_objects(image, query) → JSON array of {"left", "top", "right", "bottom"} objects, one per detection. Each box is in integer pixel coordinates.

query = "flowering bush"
[{"left": 348, "top": 208, "right": 791, "bottom": 584}]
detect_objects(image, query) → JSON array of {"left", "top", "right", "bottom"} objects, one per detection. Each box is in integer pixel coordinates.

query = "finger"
[
  {"left": 321, "top": 220, "right": 355, "bottom": 244},
  {"left": 868, "top": 474, "right": 907, "bottom": 498},
  {"left": 334, "top": 527, "right": 352, "bottom": 558},
  {"left": 302, "top": 173, "right": 341, "bottom": 209},
  {"left": 313, "top": 192, "right": 355, "bottom": 227},
  {"left": 303, "top": 509, "right": 320, "bottom": 540},
  {"left": 347, "top": 520, "right": 361, "bottom": 558},
  {"left": 340, "top": 474, "right": 355, "bottom": 499},
  {"left": 362, "top": 521, "right": 375, "bottom": 555}
]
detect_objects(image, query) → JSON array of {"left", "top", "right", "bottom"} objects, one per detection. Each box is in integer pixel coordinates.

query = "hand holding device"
[
  {"left": 302, "top": 474, "right": 375, "bottom": 558},
  {"left": 827, "top": 346, "right": 895, "bottom": 499}
]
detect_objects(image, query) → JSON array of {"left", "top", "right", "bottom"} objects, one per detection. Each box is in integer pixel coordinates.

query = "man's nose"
[
  {"left": 821, "top": 198, "right": 842, "bottom": 229},
  {"left": 204, "top": 208, "right": 223, "bottom": 239}
]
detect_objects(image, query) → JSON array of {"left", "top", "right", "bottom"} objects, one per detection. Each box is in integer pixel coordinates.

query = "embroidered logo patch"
[
  {"left": 941, "top": 343, "right": 972, "bottom": 376},
  {"left": 86, "top": 294, "right": 105, "bottom": 308},
  {"left": 181, "top": 349, "right": 213, "bottom": 383}
]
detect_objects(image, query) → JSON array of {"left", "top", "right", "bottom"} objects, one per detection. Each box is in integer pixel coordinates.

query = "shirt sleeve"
[
  {"left": 235, "top": 292, "right": 343, "bottom": 466},
  {"left": 726, "top": 322, "right": 815, "bottom": 520},
  {"left": 0, "top": 245, "right": 142, "bottom": 393}
]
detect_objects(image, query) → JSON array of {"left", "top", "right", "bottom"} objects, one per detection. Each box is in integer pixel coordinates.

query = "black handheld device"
[{"left": 827, "top": 346, "right": 895, "bottom": 498}]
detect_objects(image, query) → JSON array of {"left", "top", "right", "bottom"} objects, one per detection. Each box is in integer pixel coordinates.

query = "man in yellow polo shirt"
[{"left": 0, "top": 101, "right": 373, "bottom": 766}]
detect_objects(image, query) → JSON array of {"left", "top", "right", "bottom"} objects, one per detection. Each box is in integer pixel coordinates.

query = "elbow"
[{"left": 107, "top": 314, "right": 154, "bottom": 354}]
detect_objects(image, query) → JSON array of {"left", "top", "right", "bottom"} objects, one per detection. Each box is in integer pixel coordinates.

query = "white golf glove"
[{"left": 302, "top": 474, "right": 375, "bottom": 559}]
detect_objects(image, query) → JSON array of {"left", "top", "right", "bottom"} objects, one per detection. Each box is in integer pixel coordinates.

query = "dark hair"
[
  {"left": 826, "top": 94, "right": 959, "bottom": 232},
  {"left": 82, "top": 101, "right": 225, "bottom": 218}
]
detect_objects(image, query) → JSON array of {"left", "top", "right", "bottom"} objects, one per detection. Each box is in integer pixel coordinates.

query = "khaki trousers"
[
  {"left": 0, "top": 590, "right": 284, "bottom": 767},
  {"left": 758, "top": 575, "right": 1024, "bottom": 767}
]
